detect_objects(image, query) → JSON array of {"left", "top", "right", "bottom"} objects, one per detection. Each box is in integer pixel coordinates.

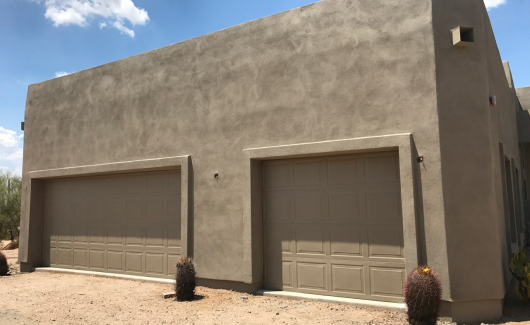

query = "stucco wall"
[
  {"left": 517, "top": 88, "right": 530, "bottom": 145},
  {"left": 517, "top": 87, "right": 530, "bottom": 111},
  {"left": 516, "top": 87, "right": 530, "bottom": 240},
  {"left": 523, "top": 143, "right": 530, "bottom": 203},
  {"left": 484, "top": 18, "right": 523, "bottom": 288},
  {"left": 20, "top": 0, "right": 444, "bottom": 286},
  {"left": 432, "top": 0, "right": 522, "bottom": 319}
]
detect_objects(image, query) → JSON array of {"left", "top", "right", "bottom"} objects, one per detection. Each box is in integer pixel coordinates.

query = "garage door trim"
[
  {"left": 21, "top": 155, "right": 192, "bottom": 270},
  {"left": 242, "top": 134, "right": 418, "bottom": 286}
]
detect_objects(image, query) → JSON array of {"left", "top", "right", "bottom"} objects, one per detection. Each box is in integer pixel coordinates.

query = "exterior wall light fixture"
[{"left": 490, "top": 95, "right": 497, "bottom": 106}]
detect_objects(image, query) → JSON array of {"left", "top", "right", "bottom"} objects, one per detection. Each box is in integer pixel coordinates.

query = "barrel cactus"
[
  {"left": 404, "top": 266, "right": 442, "bottom": 325},
  {"left": 0, "top": 252, "right": 8, "bottom": 276},
  {"left": 175, "top": 256, "right": 196, "bottom": 301}
]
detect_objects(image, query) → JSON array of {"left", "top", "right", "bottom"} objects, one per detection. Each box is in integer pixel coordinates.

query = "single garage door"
[
  {"left": 263, "top": 152, "right": 405, "bottom": 303},
  {"left": 42, "top": 170, "right": 182, "bottom": 279}
]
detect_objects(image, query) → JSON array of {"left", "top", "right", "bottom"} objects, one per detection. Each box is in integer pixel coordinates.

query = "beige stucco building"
[{"left": 18, "top": 0, "right": 530, "bottom": 322}]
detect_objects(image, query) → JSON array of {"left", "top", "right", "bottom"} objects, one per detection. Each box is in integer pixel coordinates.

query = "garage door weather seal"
[
  {"left": 34, "top": 267, "right": 175, "bottom": 284},
  {"left": 256, "top": 290, "right": 407, "bottom": 311}
]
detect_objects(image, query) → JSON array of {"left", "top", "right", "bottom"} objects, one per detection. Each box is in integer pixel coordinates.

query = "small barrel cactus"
[
  {"left": 0, "top": 252, "right": 8, "bottom": 276},
  {"left": 404, "top": 266, "right": 442, "bottom": 325},
  {"left": 175, "top": 256, "right": 196, "bottom": 301}
]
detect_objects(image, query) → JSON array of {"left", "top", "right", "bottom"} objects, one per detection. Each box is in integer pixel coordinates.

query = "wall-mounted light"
[
  {"left": 417, "top": 156, "right": 424, "bottom": 163},
  {"left": 490, "top": 95, "right": 497, "bottom": 106},
  {"left": 21, "top": 122, "right": 24, "bottom": 131},
  {"left": 214, "top": 173, "right": 219, "bottom": 180}
]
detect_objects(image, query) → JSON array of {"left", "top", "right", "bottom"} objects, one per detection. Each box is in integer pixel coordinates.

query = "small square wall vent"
[{"left": 452, "top": 26, "right": 474, "bottom": 47}]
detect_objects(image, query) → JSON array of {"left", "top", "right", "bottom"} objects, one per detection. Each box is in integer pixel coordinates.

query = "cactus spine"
[
  {"left": 175, "top": 256, "right": 196, "bottom": 302},
  {"left": 404, "top": 266, "right": 442, "bottom": 325}
]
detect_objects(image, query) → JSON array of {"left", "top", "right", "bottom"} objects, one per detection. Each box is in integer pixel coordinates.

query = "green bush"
[
  {"left": 175, "top": 256, "right": 196, "bottom": 301},
  {"left": 404, "top": 266, "right": 442, "bottom": 325},
  {"left": 0, "top": 252, "right": 8, "bottom": 276},
  {"left": 0, "top": 172, "right": 22, "bottom": 241},
  {"left": 509, "top": 246, "right": 530, "bottom": 301}
]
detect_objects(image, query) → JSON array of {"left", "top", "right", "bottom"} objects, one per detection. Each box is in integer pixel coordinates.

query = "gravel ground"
[{"left": 1, "top": 248, "right": 529, "bottom": 325}]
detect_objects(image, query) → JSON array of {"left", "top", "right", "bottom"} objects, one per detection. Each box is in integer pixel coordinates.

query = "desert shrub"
[
  {"left": 175, "top": 256, "right": 196, "bottom": 301},
  {"left": 404, "top": 266, "right": 442, "bottom": 325},
  {"left": 0, "top": 252, "right": 8, "bottom": 276},
  {"left": 0, "top": 172, "right": 22, "bottom": 241},
  {"left": 509, "top": 245, "right": 530, "bottom": 301}
]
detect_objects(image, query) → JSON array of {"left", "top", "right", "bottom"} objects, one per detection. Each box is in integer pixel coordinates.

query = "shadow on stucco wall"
[{"left": 412, "top": 138, "right": 427, "bottom": 266}]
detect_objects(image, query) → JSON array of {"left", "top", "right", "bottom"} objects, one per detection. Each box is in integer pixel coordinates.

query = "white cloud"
[
  {"left": 0, "top": 127, "right": 23, "bottom": 176},
  {"left": 0, "top": 127, "right": 18, "bottom": 148},
  {"left": 12, "top": 166, "right": 23, "bottom": 177},
  {"left": 55, "top": 71, "right": 71, "bottom": 78},
  {"left": 2, "top": 149, "right": 23, "bottom": 162},
  {"left": 484, "top": 0, "right": 507, "bottom": 9},
  {"left": 113, "top": 20, "right": 134, "bottom": 37},
  {"left": 33, "top": 0, "right": 149, "bottom": 38}
]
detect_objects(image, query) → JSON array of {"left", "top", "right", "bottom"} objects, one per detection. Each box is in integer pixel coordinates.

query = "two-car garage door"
[
  {"left": 42, "top": 170, "right": 181, "bottom": 279},
  {"left": 263, "top": 152, "right": 405, "bottom": 303}
]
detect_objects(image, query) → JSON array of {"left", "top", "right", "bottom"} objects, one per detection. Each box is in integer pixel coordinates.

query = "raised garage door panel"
[
  {"left": 42, "top": 170, "right": 182, "bottom": 279},
  {"left": 263, "top": 152, "right": 405, "bottom": 303}
]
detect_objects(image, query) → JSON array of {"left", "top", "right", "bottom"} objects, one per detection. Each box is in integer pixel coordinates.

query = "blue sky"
[{"left": 0, "top": 0, "right": 528, "bottom": 175}]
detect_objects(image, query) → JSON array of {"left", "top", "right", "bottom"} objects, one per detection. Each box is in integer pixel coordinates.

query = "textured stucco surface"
[
  {"left": 517, "top": 87, "right": 530, "bottom": 111},
  {"left": 517, "top": 88, "right": 530, "bottom": 144},
  {"left": 21, "top": 0, "right": 441, "bottom": 284},
  {"left": 18, "top": 0, "right": 527, "bottom": 322},
  {"left": 432, "top": 0, "right": 523, "bottom": 320},
  {"left": 523, "top": 143, "right": 530, "bottom": 198}
]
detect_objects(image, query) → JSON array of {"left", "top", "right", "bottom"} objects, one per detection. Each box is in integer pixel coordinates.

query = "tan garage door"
[
  {"left": 263, "top": 152, "right": 405, "bottom": 303},
  {"left": 42, "top": 170, "right": 182, "bottom": 279}
]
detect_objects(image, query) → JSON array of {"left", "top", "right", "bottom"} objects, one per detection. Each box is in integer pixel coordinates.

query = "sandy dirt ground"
[{"left": 1, "top": 248, "right": 529, "bottom": 325}]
